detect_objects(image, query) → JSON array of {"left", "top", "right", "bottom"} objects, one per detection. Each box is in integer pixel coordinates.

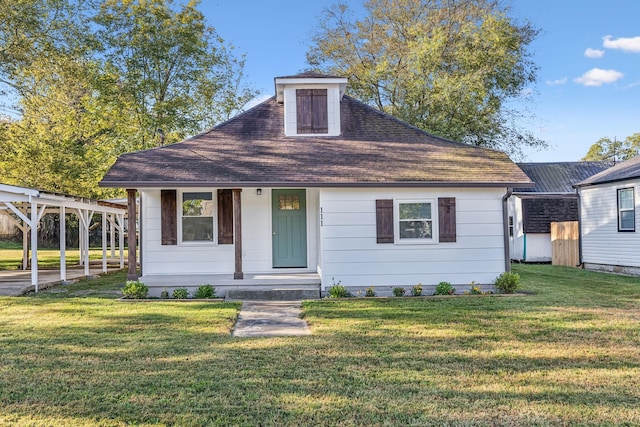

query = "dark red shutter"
[
  {"left": 217, "top": 189, "right": 234, "bottom": 244},
  {"left": 438, "top": 197, "right": 456, "bottom": 242},
  {"left": 161, "top": 190, "right": 177, "bottom": 245},
  {"left": 311, "top": 89, "right": 328, "bottom": 133},
  {"left": 376, "top": 199, "right": 394, "bottom": 243},
  {"left": 297, "top": 88, "right": 328, "bottom": 134}
]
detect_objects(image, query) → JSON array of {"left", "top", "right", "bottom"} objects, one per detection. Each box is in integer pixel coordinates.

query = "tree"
[
  {"left": 582, "top": 135, "right": 640, "bottom": 163},
  {"left": 94, "top": 0, "right": 257, "bottom": 147},
  {"left": 306, "top": 0, "right": 544, "bottom": 157},
  {"left": 0, "top": 0, "right": 256, "bottom": 197}
]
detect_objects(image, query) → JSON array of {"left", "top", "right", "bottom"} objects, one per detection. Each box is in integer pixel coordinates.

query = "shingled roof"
[
  {"left": 514, "top": 161, "right": 613, "bottom": 193},
  {"left": 100, "top": 96, "right": 532, "bottom": 188},
  {"left": 574, "top": 156, "right": 640, "bottom": 187}
]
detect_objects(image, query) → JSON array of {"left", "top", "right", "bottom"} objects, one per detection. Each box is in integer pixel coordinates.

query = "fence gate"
[{"left": 551, "top": 221, "right": 579, "bottom": 267}]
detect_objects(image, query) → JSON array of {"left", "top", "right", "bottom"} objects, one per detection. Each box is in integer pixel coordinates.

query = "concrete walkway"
[
  {"left": 0, "top": 266, "right": 123, "bottom": 296},
  {"left": 232, "top": 301, "right": 311, "bottom": 337}
]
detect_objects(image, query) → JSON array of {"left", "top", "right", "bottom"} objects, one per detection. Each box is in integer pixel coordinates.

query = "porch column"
[
  {"left": 127, "top": 189, "right": 138, "bottom": 280},
  {"left": 233, "top": 188, "right": 243, "bottom": 279}
]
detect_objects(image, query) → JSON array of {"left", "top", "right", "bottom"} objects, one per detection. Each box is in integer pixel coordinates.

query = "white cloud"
[
  {"left": 603, "top": 35, "right": 640, "bottom": 53},
  {"left": 584, "top": 48, "right": 604, "bottom": 58},
  {"left": 546, "top": 77, "right": 567, "bottom": 86},
  {"left": 574, "top": 68, "right": 623, "bottom": 86}
]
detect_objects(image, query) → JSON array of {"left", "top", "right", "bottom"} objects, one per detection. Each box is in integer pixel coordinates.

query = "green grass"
[
  {"left": 0, "top": 247, "right": 128, "bottom": 271},
  {"left": 0, "top": 265, "right": 639, "bottom": 425}
]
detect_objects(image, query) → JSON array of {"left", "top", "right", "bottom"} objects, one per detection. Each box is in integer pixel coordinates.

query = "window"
[
  {"left": 395, "top": 200, "right": 437, "bottom": 243},
  {"left": 296, "top": 88, "right": 328, "bottom": 134},
  {"left": 181, "top": 192, "right": 214, "bottom": 242},
  {"left": 618, "top": 188, "right": 635, "bottom": 232}
]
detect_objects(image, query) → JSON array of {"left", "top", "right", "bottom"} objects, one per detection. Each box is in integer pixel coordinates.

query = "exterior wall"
[
  {"left": 318, "top": 187, "right": 508, "bottom": 288},
  {"left": 508, "top": 195, "right": 555, "bottom": 262},
  {"left": 282, "top": 85, "right": 341, "bottom": 136},
  {"left": 522, "top": 233, "right": 552, "bottom": 262},
  {"left": 140, "top": 188, "right": 319, "bottom": 275},
  {"left": 508, "top": 196, "right": 524, "bottom": 260},
  {"left": 580, "top": 179, "right": 640, "bottom": 269}
]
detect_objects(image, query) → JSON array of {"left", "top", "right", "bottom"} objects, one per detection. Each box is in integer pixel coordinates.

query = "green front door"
[{"left": 272, "top": 189, "right": 307, "bottom": 268}]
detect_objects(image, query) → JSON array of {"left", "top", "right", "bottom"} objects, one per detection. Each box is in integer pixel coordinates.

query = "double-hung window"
[
  {"left": 181, "top": 192, "right": 214, "bottom": 242},
  {"left": 395, "top": 199, "right": 436, "bottom": 243},
  {"left": 617, "top": 188, "right": 635, "bottom": 232}
]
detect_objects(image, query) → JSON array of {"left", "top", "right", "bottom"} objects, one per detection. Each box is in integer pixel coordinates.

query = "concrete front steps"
[{"left": 226, "top": 287, "right": 320, "bottom": 301}]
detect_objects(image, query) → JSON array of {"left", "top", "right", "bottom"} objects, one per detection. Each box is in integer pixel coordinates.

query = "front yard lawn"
[{"left": 0, "top": 265, "right": 638, "bottom": 425}]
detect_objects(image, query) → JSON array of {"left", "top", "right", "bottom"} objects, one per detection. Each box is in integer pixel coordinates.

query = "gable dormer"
[{"left": 274, "top": 72, "right": 348, "bottom": 137}]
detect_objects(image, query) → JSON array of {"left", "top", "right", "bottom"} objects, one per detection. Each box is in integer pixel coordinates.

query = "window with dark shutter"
[
  {"left": 161, "top": 190, "right": 177, "bottom": 245},
  {"left": 438, "top": 197, "right": 456, "bottom": 242},
  {"left": 217, "top": 189, "right": 234, "bottom": 244},
  {"left": 296, "top": 88, "right": 328, "bottom": 134},
  {"left": 376, "top": 199, "right": 394, "bottom": 243}
]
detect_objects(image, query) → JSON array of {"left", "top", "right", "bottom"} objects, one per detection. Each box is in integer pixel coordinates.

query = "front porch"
[{"left": 140, "top": 272, "right": 321, "bottom": 299}]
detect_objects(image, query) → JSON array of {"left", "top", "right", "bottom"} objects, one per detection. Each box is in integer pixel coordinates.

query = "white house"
[
  {"left": 575, "top": 156, "right": 640, "bottom": 275},
  {"left": 509, "top": 162, "right": 612, "bottom": 262},
  {"left": 99, "top": 72, "right": 532, "bottom": 297}
]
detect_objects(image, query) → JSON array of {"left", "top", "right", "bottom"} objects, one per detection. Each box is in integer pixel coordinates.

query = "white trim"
[
  {"left": 177, "top": 189, "right": 217, "bottom": 246},
  {"left": 394, "top": 198, "right": 439, "bottom": 244}
]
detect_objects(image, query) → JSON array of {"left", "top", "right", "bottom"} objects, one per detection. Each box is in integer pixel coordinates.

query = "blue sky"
[{"left": 201, "top": 0, "right": 640, "bottom": 162}]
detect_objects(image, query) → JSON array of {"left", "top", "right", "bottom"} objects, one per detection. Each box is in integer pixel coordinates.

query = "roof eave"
[{"left": 99, "top": 180, "right": 533, "bottom": 189}]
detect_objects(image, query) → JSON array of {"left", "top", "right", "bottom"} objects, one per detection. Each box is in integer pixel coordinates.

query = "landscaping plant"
[
  {"left": 410, "top": 283, "right": 423, "bottom": 296},
  {"left": 194, "top": 284, "right": 217, "bottom": 299},
  {"left": 494, "top": 272, "right": 521, "bottom": 293},
  {"left": 172, "top": 287, "right": 189, "bottom": 299},
  {"left": 365, "top": 287, "right": 376, "bottom": 297},
  {"left": 434, "top": 281, "right": 455, "bottom": 295},
  {"left": 392, "top": 287, "right": 406, "bottom": 297},
  {"left": 121, "top": 280, "right": 148, "bottom": 299}
]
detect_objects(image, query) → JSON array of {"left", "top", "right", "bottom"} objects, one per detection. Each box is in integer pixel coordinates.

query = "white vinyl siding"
[
  {"left": 140, "top": 188, "right": 319, "bottom": 275},
  {"left": 318, "top": 188, "right": 506, "bottom": 287},
  {"left": 580, "top": 180, "right": 640, "bottom": 268}
]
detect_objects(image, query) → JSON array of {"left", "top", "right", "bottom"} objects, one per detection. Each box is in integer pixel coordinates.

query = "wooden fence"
[{"left": 551, "top": 221, "right": 579, "bottom": 267}]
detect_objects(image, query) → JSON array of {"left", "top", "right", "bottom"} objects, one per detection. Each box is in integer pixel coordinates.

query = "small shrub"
[
  {"left": 194, "top": 284, "right": 216, "bottom": 299},
  {"left": 434, "top": 281, "right": 455, "bottom": 295},
  {"left": 411, "top": 283, "right": 423, "bottom": 296},
  {"left": 172, "top": 287, "right": 189, "bottom": 299},
  {"left": 160, "top": 288, "right": 170, "bottom": 299},
  {"left": 328, "top": 285, "right": 351, "bottom": 298},
  {"left": 365, "top": 286, "right": 376, "bottom": 297},
  {"left": 469, "top": 281, "right": 483, "bottom": 295},
  {"left": 494, "top": 272, "right": 521, "bottom": 294},
  {"left": 392, "top": 287, "right": 406, "bottom": 297},
  {"left": 122, "top": 280, "right": 148, "bottom": 299}
]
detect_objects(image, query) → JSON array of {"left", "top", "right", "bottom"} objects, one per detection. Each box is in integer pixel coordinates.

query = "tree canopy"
[
  {"left": 582, "top": 134, "right": 640, "bottom": 163},
  {"left": 0, "top": 0, "right": 256, "bottom": 198},
  {"left": 307, "top": 0, "right": 544, "bottom": 157}
]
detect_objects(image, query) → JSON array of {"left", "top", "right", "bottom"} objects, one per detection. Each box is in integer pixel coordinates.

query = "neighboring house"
[
  {"left": 574, "top": 156, "right": 640, "bottom": 275},
  {"left": 100, "top": 72, "right": 532, "bottom": 296},
  {"left": 509, "top": 162, "right": 612, "bottom": 262}
]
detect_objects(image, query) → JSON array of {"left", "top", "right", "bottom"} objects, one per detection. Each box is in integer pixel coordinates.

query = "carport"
[{"left": 0, "top": 183, "right": 127, "bottom": 291}]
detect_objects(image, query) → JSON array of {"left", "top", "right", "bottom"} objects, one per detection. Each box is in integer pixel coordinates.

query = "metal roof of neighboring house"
[
  {"left": 574, "top": 155, "right": 640, "bottom": 187},
  {"left": 100, "top": 96, "right": 532, "bottom": 189},
  {"left": 514, "top": 161, "right": 613, "bottom": 193}
]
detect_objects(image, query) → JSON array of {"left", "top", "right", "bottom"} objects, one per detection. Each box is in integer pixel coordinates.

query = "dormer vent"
[{"left": 274, "top": 73, "right": 348, "bottom": 137}]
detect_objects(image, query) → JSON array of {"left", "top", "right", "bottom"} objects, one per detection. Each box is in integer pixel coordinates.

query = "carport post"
[
  {"left": 30, "top": 201, "right": 38, "bottom": 291},
  {"left": 102, "top": 213, "right": 107, "bottom": 273},
  {"left": 60, "top": 206, "right": 66, "bottom": 282}
]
